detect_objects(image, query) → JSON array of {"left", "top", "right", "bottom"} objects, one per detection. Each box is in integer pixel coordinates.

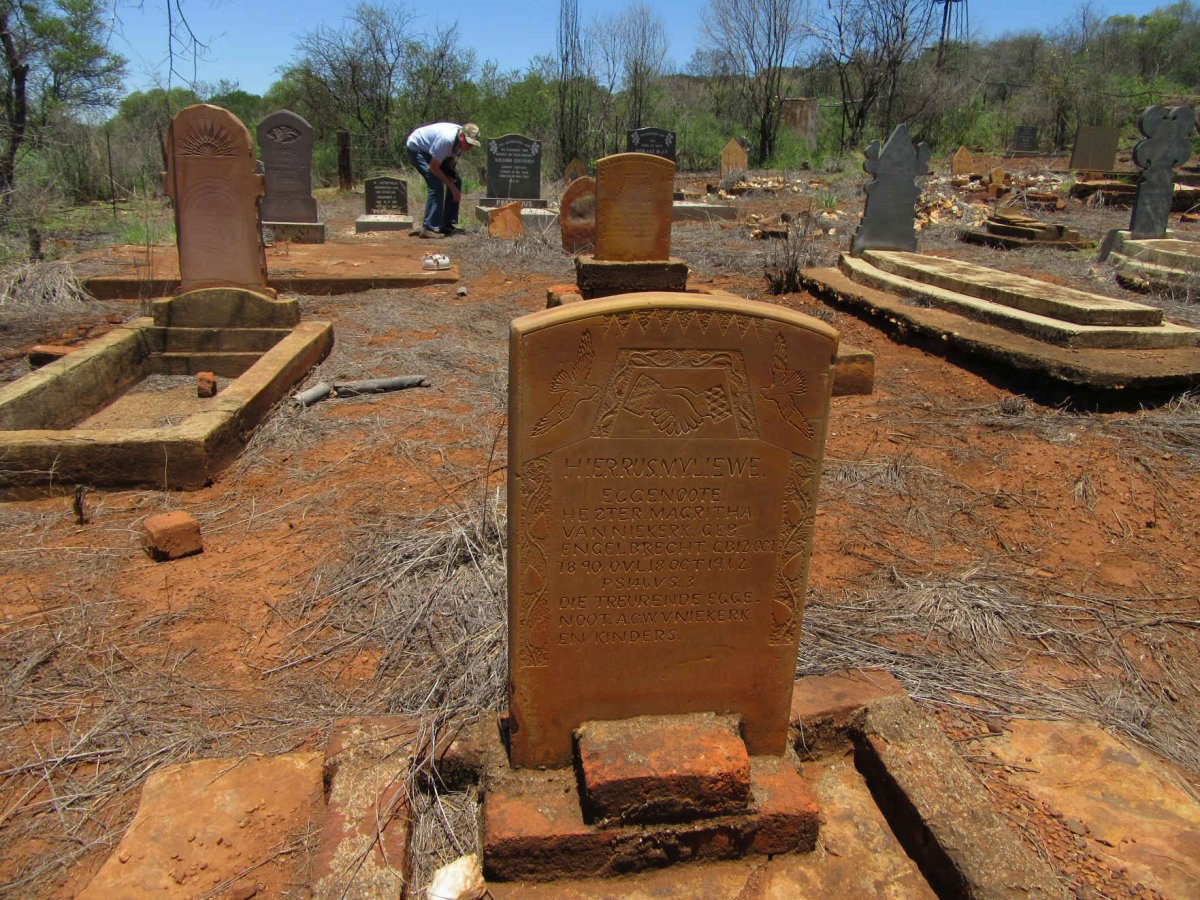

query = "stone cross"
[
  {"left": 163, "top": 104, "right": 270, "bottom": 294},
  {"left": 850, "top": 124, "right": 930, "bottom": 257},
  {"left": 506, "top": 293, "right": 838, "bottom": 766},
  {"left": 257, "top": 110, "right": 318, "bottom": 224},
  {"left": 1129, "top": 105, "right": 1197, "bottom": 239}
]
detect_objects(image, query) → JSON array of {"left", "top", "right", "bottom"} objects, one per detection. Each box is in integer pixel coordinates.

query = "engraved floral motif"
[
  {"left": 179, "top": 119, "right": 237, "bottom": 156},
  {"left": 761, "top": 333, "right": 813, "bottom": 438},
  {"left": 769, "top": 454, "right": 818, "bottom": 645},
  {"left": 516, "top": 455, "right": 553, "bottom": 668}
]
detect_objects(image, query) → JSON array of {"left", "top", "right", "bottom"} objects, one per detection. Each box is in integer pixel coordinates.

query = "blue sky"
[{"left": 112, "top": 1, "right": 1172, "bottom": 96}]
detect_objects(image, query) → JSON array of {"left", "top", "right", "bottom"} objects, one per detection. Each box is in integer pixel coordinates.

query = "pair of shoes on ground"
[
  {"left": 423, "top": 253, "right": 451, "bottom": 270},
  {"left": 419, "top": 228, "right": 446, "bottom": 239}
]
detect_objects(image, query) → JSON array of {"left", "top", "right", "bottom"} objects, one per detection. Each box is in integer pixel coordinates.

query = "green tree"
[{"left": 1, "top": 0, "right": 124, "bottom": 210}]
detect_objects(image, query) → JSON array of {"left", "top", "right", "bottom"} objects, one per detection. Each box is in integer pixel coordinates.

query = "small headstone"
[
  {"left": 1069, "top": 125, "right": 1121, "bottom": 172},
  {"left": 988, "top": 166, "right": 1007, "bottom": 186},
  {"left": 780, "top": 98, "right": 820, "bottom": 144},
  {"left": 626, "top": 127, "right": 676, "bottom": 162},
  {"left": 720, "top": 139, "right": 749, "bottom": 178},
  {"left": 485, "top": 134, "right": 542, "bottom": 200},
  {"left": 559, "top": 176, "right": 596, "bottom": 254},
  {"left": 487, "top": 201, "right": 525, "bottom": 239},
  {"left": 506, "top": 294, "right": 838, "bottom": 766},
  {"left": 257, "top": 110, "right": 319, "bottom": 224},
  {"left": 563, "top": 157, "right": 586, "bottom": 184},
  {"left": 1129, "top": 105, "right": 1196, "bottom": 239},
  {"left": 594, "top": 153, "right": 675, "bottom": 262},
  {"left": 1012, "top": 125, "right": 1039, "bottom": 154},
  {"left": 850, "top": 124, "right": 930, "bottom": 257},
  {"left": 950, "top": 146, "right": 974, "bottom": 176},
  {"left": 364, "top": 176, "right": 408, "bottom": 215},
  {"left": 162, "top": 104, "right": 270, "bottom": 294}
]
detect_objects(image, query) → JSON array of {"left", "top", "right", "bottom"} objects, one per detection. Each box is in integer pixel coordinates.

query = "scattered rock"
[
  {"left": 427, "top": 853, "right": 486, "bottom": 900},
  {"left": 456, "top": 286, "right": 468, "bottom": 297},
  {"left": 26, "top": 344, "right": 75, "bottom": 368},
  {"left": 141, "top": 511, "right": 204, "bottom": 561},
  {"left": 197, "top": 371, "right": 217, "bottom": 398}
]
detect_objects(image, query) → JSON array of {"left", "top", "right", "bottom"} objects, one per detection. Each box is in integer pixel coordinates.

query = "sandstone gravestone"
[
  {"left": 780, "top": 98, "right": 820, "bottom": 144},
  {"left": 507, "top": 293, "right": 838, "bottom": 766},
  {"left": 257, "top": 110, "right": 319, "bottom": 224},
  {"left": 720, "top": 139, "right": 749, "bottom": 178},
  {"left": 364, "top": 176, "right": 408, "bottom": 214},
  {"left": 486, "top": 134, "right": 542, "bottom": 200},
  {"left": 851, "top": 124, "right": 930, "bottom": 256},
  {"left": 163, "top": 104, "right": 271, "bottom": 295},
  {"left": 563, "top": 157, "right": 586, "bottom": 184},
  {"left": 1012, "top": 125, "right": 1039, "bottom": 154},
  {"left": 626, "top": 127, "right": 676, "bottom": 162},
  {"left": 559, "top": 176, "right": 596, "bottom": 253},
  {"left": 1069, "top": 125, "right": 1121, "bottom": 172},
  {"left": 950, "top": 146, "right": 974, "bottom": 176},
  {"left": 1129, "top": 105, "right": 1196, "bottom": 239},
  {"left": 594, "top": 153, "right": 675, "bottom": 262},
  {"left": 487, "top": 201, "right": 525, "bottom": 239}
]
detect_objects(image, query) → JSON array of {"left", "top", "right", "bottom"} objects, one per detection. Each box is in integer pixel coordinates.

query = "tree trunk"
[{"left": 0, "top": 9, "right": 30, "bottom": 210}]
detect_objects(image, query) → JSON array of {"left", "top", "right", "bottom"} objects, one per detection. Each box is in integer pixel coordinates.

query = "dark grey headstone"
[
  {"left": 850, "top": 124, "right": 930, "bottom": 257},
  {"left": 485, "top": 134, "right": 542, "bottom": 199},
  {"left": 626, "top": 127, "right": 677, "bottom": 162},
  {"left": 257, "top": 110, "right": 318, "bottom": 223},
  {"left": 1012, "top": 126, "right": 1039, "bottom": 153},
  {"left": 1069, "top": 125, "right": 1121, "bottom": 172},
  {"left": 364, "top": 176, "right": 408, "bottom": 215},
  {"left": 1129, "top": 105, "right": 1197, "bottom": 239}
]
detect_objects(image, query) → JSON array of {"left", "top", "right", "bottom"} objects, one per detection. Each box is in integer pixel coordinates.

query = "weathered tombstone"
[
  {"left": 563, "top": 157, "right": 586, "bottom": 184},
  {"left": 1012, "top": 125, "right": 1039, "bottom": 154},
  {"left": 559, "top": 176, "right": 596, "bottom": 253},
  {"left": 850, "top": 124, "right": 930, "bottom": 257},
  {"left": 487, "top": 201, "right": 525, "bottom": 239},
  {"left": 364, "top": 176, "right": 408, "bottom": 214},
  {"left": 720, "top": 139, "right": 749, "bottom": 178},
  {"left": 355, "top": 175, "right": 413, "bottom": 234},
  {"left": 163, "top": 104, "right": 271, "bottom": 295},
  {"left": 507, "top": 293, "right": 838, "bottom": 766},
  {"left": 485, "top": 134, "right": 543, "bottom": 201},
  {"left": 257, "top": 110, "right": 324, "bottom": 243},
  {"left": 1129, "top": 105, "right": 1196, "bottom": 239},
  {"left": 950, "top": 146, "right": 974, "bottom": 176},
  {"left": 780, "top": 98, "right": 820, "bottom": 144},
  {"left": 1069, "top": 125, "right": 1121, "bottom": 172},
  {"left": 594, "top": 153, "right": 675, "bottom": 261},
  {"left": 626, "top": 127, "right": 676, "bottom": 162}
]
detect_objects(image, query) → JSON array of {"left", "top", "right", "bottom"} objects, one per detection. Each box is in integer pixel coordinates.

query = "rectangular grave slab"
[
  {"left": 486, "top": 134, "right": 543, "bottom": 200},
  {"left": 1069, "top": 125, "right": 1121, "bottom": 172},
  {"left": 626, "top": 128, "right": 677, "bottom": 162},
  {"left": 506, "top": 293, "right": 839, "bottom": 767}
]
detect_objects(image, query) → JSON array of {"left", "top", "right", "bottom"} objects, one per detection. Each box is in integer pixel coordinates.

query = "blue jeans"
[{"left": 407, "top": 148, "right": 460, "bottom": 232}]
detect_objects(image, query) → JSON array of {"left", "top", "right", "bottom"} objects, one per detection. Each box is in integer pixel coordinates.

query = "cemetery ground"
[{"left": 2, "top": 155, "right": 1200, "bottom": 897}]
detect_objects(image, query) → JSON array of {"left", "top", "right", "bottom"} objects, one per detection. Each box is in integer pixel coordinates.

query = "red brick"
[
  {"left": 141, "top": 511, "right": 203, "bottom": 561},
  {"left": 196, "top": 371, "right": 217, "bottom": 398},
  {"left": 576, "top": 714, "right": 751, "bottom": 824},
  {"left": 545, "top": 284, "right": 584, "bottom": 308},
  {"left": 749, "top": 757, "right": 820, "bottom": 854}
]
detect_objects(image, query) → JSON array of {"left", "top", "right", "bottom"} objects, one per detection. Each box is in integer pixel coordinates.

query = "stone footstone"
[
  {"left": 354, "top": 214, "right": 414, "bottom": 234},
  {"left": 831, "top": 346, "right": 875, "bottom": 396},
  {"left": 264, "top": 222, "right": 326, "bottom": 243},
  {"left": 576, "top": 713, "right": 751, "bottom": 824},
  {"left": 574, "top": 255, "right": 689, "bottom": 298},
  {"left": 672, "top": 202, "right": 737, "bottom": 222}
]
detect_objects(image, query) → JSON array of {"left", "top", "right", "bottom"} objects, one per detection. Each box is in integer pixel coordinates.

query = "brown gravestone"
[
  {"left": 487, "top": 201, "right": 525, "bottom": 239},
  {"left": 257, "top": 110, "right": 318, "bottom": 224},
  {"left": 560, "top": 176, "right": 596, "bottom": 253},
  {"left": 720, "top": 139, "right": 749, "bottom": 178},
  {"left": 163, "top": 104, "right": 270, "bottom": 294},
  {"left": 594, "top": 153, "right": 674, "bottom": 262},
  {"left": 1069, "top": 125, "right": 1120, "bottom": 173},
  {"left": 563, "top": 157, "right": 586, "bottom": 184},
  {"left": 507, "top": 293, "right": 838, "bottom": 767},
  {"left": 951, "top": 146, "right": 974, "bottom": 176}
]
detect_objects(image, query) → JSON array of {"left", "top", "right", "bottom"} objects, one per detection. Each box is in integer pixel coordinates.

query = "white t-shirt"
[{"left": 405, "top": 123, "right": 461, "bottom": 163}]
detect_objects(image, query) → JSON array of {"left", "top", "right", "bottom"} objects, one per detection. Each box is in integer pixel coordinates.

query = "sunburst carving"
[{"left": 179, "top": 120, "right": 237, "bottom": 156}]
